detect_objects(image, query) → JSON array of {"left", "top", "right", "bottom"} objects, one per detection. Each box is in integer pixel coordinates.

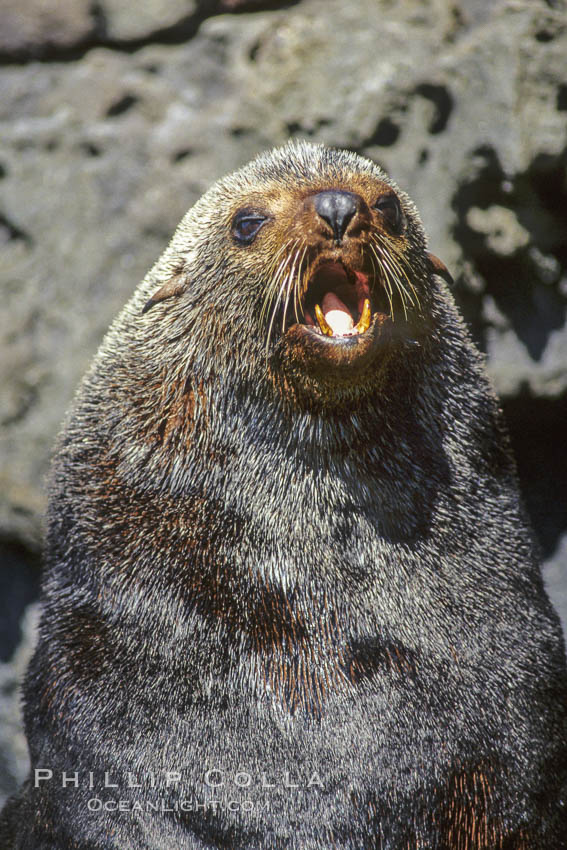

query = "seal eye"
[
  {"left": 231, "top": 210, "right": 268, "bottom": 245},
  {"left": 373, "top": 195, "right": 403, "bottom": 234}
]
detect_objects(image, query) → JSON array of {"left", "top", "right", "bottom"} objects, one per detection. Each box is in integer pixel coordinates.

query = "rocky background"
[{"left": 1, "top": 0, "right": 566, "bottom": 805}]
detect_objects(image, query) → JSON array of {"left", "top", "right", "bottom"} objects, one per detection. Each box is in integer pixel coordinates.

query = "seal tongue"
[{"left": 321, "top": 292, "right": 354, "bottom": 335}]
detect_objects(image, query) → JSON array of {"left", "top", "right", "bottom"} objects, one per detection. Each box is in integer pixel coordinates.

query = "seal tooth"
[
  {"left": 314, "top": 304, "right": 333, "bottom": 337},
  {"left": 354, "top": 299, "right": 371, "bottom": 334}
]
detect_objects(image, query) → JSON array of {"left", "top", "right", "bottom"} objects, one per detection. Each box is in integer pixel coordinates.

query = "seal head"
[{"left": 142, "top": 141, "right": 446, "bottom": 409}]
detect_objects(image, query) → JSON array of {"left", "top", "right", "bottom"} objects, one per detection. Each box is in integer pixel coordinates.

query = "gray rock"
[
  {"left": 100, "top": 0, "right": 198, "bottom": 42},
  {"left": 0, "top": 604, "right": 38, "bottom": 809},
  {"left": 0, "top": 0, "right": 95, "bottom": 57},
  {"left": 544, "top": 534, "right": 567, "bottom": 639},
  {"left": 466, "top": 206, "right": 531, "bottom": 257}
]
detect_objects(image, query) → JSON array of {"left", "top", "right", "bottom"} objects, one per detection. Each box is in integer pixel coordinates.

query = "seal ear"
[
  {"left": 427, "top": 252, "right": 454, "bottom": 287},
  {"left": 142, "top": 272, "right": 188, "bottom": 314}
]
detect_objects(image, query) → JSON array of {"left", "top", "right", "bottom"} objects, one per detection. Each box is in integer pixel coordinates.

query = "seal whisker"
[
  {"left": 260, "top": 239, "right": 295, "bottom": 326},
  {"left": 265, "top": 245, "right": 299, "bottom": 354},
  {"left": 261, "top": 241, "right": 298, "bottom": 338},
  {"left": 371, "top": 239, "right": 407, "bottom": 318},
  {"left": 385, "top": 245, "right": 422, "bottom": 314},
  {"left": 280, "top": 252, "right": 299, "bottom": 334},
  {"left": 382, "top": 254, "right": 412, "bottom": 318},
  {"left": 281, "top": 243, "right": 305, "bottom": 331},
  {"left": 372, "top": 227, "right": 422, "bottom": 314},
  {"left": 374, "top": 238, "right": 415, "bottom": 319},
  {"left": 369, "top": 241, "right": 395, "bottom": 320},
  {"left": 293, "top": 244, "right": 309, "bottom": 325},
  {"left": 265, "top": 238, "right": 294, "bottom": 288}
]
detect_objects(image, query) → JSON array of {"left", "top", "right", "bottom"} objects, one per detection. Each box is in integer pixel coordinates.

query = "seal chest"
[{"left": 3, "top": 141, "right": 566, "bottom": 849}]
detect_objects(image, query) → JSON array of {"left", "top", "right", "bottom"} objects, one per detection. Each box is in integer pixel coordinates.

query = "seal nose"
[{"left": 313, "top": 190, "right": 360, "bottom": 242}]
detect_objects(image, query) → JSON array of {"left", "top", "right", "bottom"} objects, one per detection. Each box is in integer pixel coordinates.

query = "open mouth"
[
  {"left": 277, "top": 257, "right": 415, "bottom": 380},
  {"left": 294, "top": 261, "right": 388, "bottom": 340}
]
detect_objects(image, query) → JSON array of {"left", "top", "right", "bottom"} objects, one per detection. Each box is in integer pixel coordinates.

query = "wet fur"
[{"left": 2, "top": 141, "right": 567, "bottom": 848}]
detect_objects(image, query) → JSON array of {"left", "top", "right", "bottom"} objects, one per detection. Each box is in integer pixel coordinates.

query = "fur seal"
[{"left": 2, "top": 140, "right": 567, "bottom": 848}]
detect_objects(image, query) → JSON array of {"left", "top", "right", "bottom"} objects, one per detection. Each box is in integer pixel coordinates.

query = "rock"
[
  {"left": 544, "top": 534, "right": 567, "bottom": 639},
  {"left": 0, "top": 604, "right": 39, "bottom": 808},
  {"left": 0, "top": 0, "right": 95, "bottom": 58},
  {"left": 100, "top": 0, "right": 199, "bottom": 42},
  {"left": 466, "top": 206, "right": 531, "bottom": 257}
]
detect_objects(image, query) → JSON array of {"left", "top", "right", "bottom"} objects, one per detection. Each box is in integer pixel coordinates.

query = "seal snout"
[
  {"left": 312, "top": 190, "right": 361, "bottom": 244},
  {"left": 256, "top": 170, "right": 426, "bottom": 385}
]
